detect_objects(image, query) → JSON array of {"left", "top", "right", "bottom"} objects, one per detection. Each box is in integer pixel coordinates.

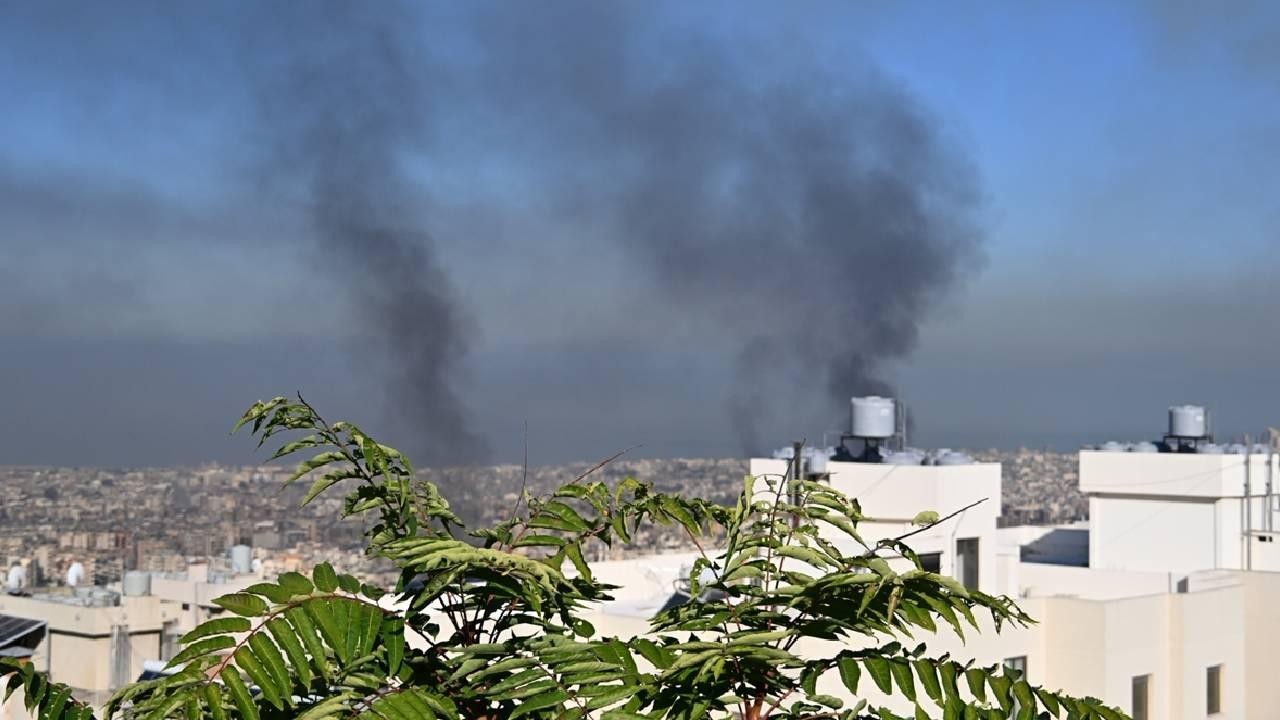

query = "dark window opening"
[
  {"left": 1207, "top": 665, "right": 1221, "bottom": 715},
  {"left": 1132, "top": 674, "right": 1150, "bottom": 720},
  {"left": 918, "top": 553, "right": 941, "bottom": 573},
  {"left": 956, "top": 538, "right": 979, "bottom": 590}
]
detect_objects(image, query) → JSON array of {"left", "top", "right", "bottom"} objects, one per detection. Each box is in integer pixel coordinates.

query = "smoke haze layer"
[{"left": 0, "top": 1, "right": 992, "bottom": 466}]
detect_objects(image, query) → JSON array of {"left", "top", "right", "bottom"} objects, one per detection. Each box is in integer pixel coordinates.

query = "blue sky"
[{"left": 2, "top": 2, "right": 1278, "bottom": 466}]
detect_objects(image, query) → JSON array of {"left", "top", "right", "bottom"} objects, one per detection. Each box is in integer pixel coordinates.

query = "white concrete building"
[
  {"left": 582, "top": 407, "right": 1280, "bottom": 720},
  {"left": 0, "top": 563, "right": 259, "bottom": 717}
]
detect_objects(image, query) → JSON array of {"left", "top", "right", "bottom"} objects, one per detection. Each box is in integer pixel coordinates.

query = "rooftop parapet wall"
[{"left": 1079, "top": 450, "right": 1278, "bottom": 499}]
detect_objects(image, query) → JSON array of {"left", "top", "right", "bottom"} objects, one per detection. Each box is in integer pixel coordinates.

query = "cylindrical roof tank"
[
  {"left": 1132, "top": 442, "right": 1159, "bottom": 453},
  {"left": 231, "top": 545, "right": 253, "bottom": 575},
  {"left": 1101, "top": 441, "right": 1127, "bottom": 452},
  {"left": 883, "top": 451, "right": 924, "bottom": 466},
  {"left": 66, "top": 561, "right": 84, "bottom": 587},
  {"left": 1169, "top": 405, "right": 1207, "bottom": 438},
  {"left": 851, "top": 396, "right": 896, "bottom": 439},
  {"left": 123, "top": 570, "right": 151, "bottom": 597},
  {"left": 1198, "top": 443, "right": 1224, "bottom": 455},
  {"left": 6, "top": 565, "right": 26, "bottom": 593},
  {"left": 807, "top": 451, "right": 829, "bottom": 475},
  {"left": 936, "top": 452, "right": 973, "bottom": 465}
]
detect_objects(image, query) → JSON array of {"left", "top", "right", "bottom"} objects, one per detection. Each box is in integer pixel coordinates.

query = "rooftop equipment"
[
  {"left": 935, "top": 451, "right": 974, "bottom": 466},
  {"left": 230, "top": 545, "right": 252, "bottom": 575},
  {"left": 882, "top": 451, "right": 924, "bottom": 466},
  {"left": 851, "top": 396, "right": 896, "bottom": 439},
  {"left": 6, "top": 565, "right": 26, "bottom": 595},
  {"left": 122, "top": 571, "right": 151, "bottom": 597},
  {"left": 66, "top": 562, "right": 84, "bottom": 588},
  {"left": 837, "top": 396, "right": 898, "bottom": 462},
  {"left": 1165, "top": 405, "right": 1213, "bottom": 451}
]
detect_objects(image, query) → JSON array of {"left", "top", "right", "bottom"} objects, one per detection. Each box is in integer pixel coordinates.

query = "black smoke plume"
[
  {"left": 250, "top": 2, "right": 981, "bottom": 457},
  {"left": 4, "top": 1, "right": 984, "bottom": 465},
  {"left": 464, "top": 4, "right": 984, "bottom": 452},
  {"left": 248, "top": 8, "right": 489, "bottom": 466}
]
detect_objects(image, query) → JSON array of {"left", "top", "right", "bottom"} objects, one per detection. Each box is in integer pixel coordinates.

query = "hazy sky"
[{"left": 2, "top": 2, "right": 1279, "bottom": 467}]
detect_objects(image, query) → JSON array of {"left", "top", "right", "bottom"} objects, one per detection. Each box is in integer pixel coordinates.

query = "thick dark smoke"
[
  {"left": 247, "top": 8, "right": 489, "bottom": 466},
  {"left": 247, "top": 2, "right": 981, "bottom": 458},
  {"left": 2, "top": 1, "right": 983, "bottom": 466},
  {"left": 465, "top": 4, "right": 984, "bottom": 452}
]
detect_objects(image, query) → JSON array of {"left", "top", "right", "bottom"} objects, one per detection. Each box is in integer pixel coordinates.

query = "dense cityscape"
[{"left": 0, "top": 448, "right": 1086, "bottom": 589}]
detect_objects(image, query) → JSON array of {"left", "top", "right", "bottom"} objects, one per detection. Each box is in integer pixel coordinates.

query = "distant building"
[{"left": 0, "top": 560, "right": 260, "bottom": 718}]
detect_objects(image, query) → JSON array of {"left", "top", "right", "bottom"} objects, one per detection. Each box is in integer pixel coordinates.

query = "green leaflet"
[
  {"left": 837, "top": 656, "right": 861, "bottom": 694},
  {"left": 166, "top": 635, "right": 236, "bottom": 668},
  {"left": 382, "top": 618, "right": 406, "bottom": 678},
  {"left": 914, "top": 659, "right": 943, "bottom": 704},
  {"left": 865, "top": 656, "right": 893, "bottom": 694},
  {"left": 508, "top": 688, "right": 569, "bottom": 719},
  {"left": 890, "top": 659, "right": 917, "bottom": 701},
  {"left": 289, "top": 451, "right": 347, "bottom": 485},
  {"left": 305, "top": 469, "right": 364, "bottom": 505},
  {"left": 203, "top": 682, "right": 228, "bottom": 720},
  {"left": 313, "top": 563, "right": 339, "bottom": 592},
  {"left": 221, "top": 667, "right": 259, "bottom": 720},
  {"left": 1012, "top": 681, "right": 1036, "bottom": 720},
  {"left": 1034, "top": 687, "right": 1061, "bottom": 716},
  {"left": 266, "top": 616, "right": 313, "bottom": 689},
  {"left": 306, "top": 599, "right": 346, "bottom": 664},
  {"left": 277, "top": 571, "right": 315, "bottom": 596},
  {"left": 774, "top": 544, "right": 834, "bottom": 569},
  {"left": 178, "top": 617, "right": 251, "bottom": 645},
  {"left": 248, "top": 633, "right": 292, "bottom": 702},
  {"left": 245, "top": 582, "right": 295, "bottom": 604},
  {"left": 235, "top": 645, "right": 283, "bottom": 710},
  {"left": 213, "top": 593, "right": 268, "bottom": 618},
  {"left": 285, "top": 607, "right": 332, "bottom": 682},
  {"left": 965, "top": 667, "right": 987, "bottom": 702}
]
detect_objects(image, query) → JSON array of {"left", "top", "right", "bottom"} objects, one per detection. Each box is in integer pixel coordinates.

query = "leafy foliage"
[{"left": 2, "top": 395, "right": 1128, "bottom": 720}]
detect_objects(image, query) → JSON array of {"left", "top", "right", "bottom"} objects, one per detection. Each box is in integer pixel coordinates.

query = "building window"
[
  {"left": 1005, "top": 656, "right": 1028, "bottom": 716},
  {"left": 918, "top": 553, "right": 941, "bottom": 573},
  {"left": 955, "top": 538, "right": 980, "bottom": 590},
  {"left": 1004, "top": 656, "right": 1027, "bottom": 679},
  {"left": 1132, "top": 674, "right": 1150, "bottom": 720},
  {"left": 1207, "top": 665, "right": 1221, "bottom": 715}
]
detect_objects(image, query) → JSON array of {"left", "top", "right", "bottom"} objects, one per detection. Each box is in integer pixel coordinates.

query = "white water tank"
[
  {"left": 807, "top": 451, "right": 829, "bottom": 475},
  {"left": 123, "top": 571, "right": 151, "bottom": 597},
  {"left": 231, "top": 545, "right": 253, "bottom": 575},
  {"left": 6, "top": 565, "right": 26, "bottom": 594},
  {"left": 851, "top": 396, "right": 896, "bottom": 439},
  {"left": 1169, "top": 405, "right": 1207, "bottom": 438},
  {"left": 936, "top": 451, "right": 973, "bottom": 465},
  {"left": 66, "top": 561, "right": 85, "bottom": 587},
  {"left": 883, "top": 451, "right": 924, "bottom": 466}
]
